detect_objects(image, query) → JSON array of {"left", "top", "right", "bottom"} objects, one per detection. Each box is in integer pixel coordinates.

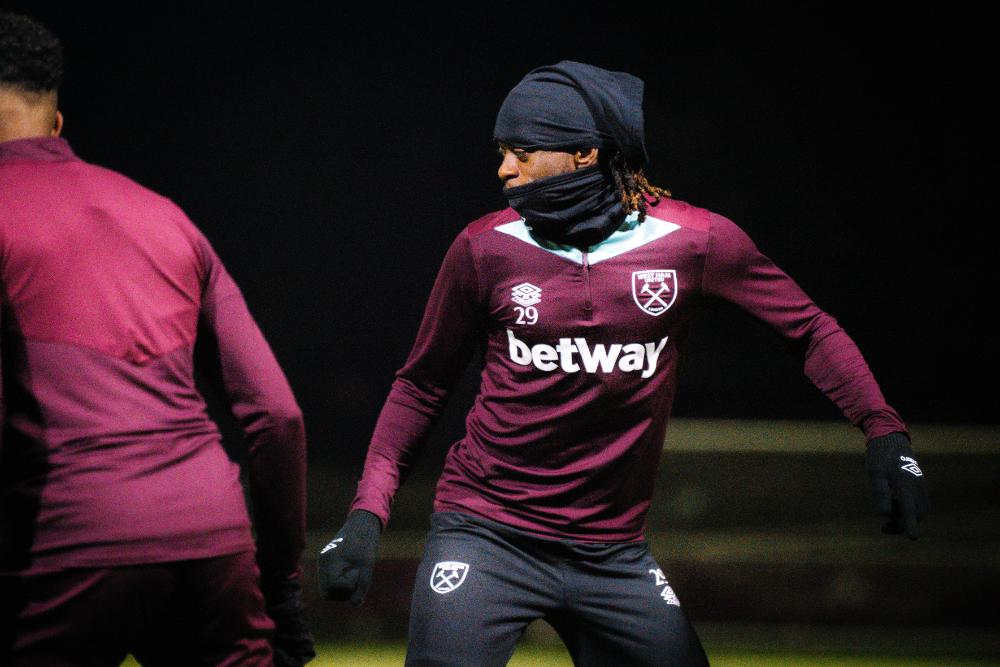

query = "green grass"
[
  {"left": 117, "top": 622, "right": 1000, "bottom": 665},
  {"left": 120, "top": 645, "right": 1000, "bottom": 666},
  {"left": 301, "top": 645, "right": 1000, "bottom": 665}
]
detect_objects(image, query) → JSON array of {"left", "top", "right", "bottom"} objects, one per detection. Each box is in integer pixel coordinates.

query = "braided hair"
[{"left": 606, "top": 150, "right": 671, "bottom": 222}]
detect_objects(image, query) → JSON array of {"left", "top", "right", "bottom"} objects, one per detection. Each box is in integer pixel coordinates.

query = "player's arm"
[
  {"left": 319, "top": 228, "right": 485, "bottom": 604},
  {"left": 1, "top": 286, "right": 4, "bottom": 439},
  {"left": 1, "top": 239, "right": 6, "bottom": 440},
  {"left": 701, "top": 213, "right": 928, "bottom": 538},
  {"left": 194, "top": 235, "right": 314, "bottom": 664}
]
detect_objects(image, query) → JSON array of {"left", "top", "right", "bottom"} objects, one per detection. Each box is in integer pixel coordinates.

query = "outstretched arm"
[
  {"left": 320, "top": 228, "right": 485, "bottom": 603},
  {"left": 194, "top": 236, "right": 313, "bottom": 663},
  {"left": 196, "top": 236, "right": 307, "bottom": 581},
  {"left": 702, "top": 213, "right": 928, "bottom": 537}
]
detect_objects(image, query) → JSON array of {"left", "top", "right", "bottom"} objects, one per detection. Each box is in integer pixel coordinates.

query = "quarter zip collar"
[{"left": 0, "top": 136, "right": 77, "bottom": 164}]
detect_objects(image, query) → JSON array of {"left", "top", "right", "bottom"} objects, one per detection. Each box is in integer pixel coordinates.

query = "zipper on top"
[{"left": 582, "top": 251, "right": 593, "bottom": 312}]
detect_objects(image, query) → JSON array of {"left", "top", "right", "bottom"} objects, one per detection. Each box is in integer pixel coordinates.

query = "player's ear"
[
  {"left": 574, "top": 147, "right": 599, "bottom": 168},
  {"left": 51, "top": 110, "right": 63, "bottom": 137}
]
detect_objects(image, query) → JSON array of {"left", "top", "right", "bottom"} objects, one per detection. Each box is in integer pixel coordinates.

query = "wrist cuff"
[{"left": 867, "top": 431, "right": 911, "bottom": 449}]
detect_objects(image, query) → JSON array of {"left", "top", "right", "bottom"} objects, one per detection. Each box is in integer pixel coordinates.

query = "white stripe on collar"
[{"left": 495, "top": 212, "right": 680, "bottom": 265}]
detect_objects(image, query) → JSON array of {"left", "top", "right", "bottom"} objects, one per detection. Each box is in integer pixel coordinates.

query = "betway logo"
[{"left": 507, "top": 329, "right": 667, "bottom": 379}]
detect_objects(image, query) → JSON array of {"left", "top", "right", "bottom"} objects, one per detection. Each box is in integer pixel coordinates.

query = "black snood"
[{"left": 503, "top": 166, "right": 624, "bottom": 250}]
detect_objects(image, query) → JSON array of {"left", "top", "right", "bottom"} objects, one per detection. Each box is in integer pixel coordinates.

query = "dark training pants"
[
  {"left": 406, "top": 512, "right": 710, "bottom": 667},
  {"left": 0, "top": 550, "right": 274, "bottom": 667}
]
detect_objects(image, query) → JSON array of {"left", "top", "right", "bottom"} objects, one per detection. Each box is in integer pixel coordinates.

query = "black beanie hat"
[{"left": 494, "top": 60, "right": 648, "bottom": 169}]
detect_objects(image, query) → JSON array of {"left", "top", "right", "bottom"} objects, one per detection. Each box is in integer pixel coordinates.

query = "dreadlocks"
[{"left": 607, "top": 151, "right": 671, "bottom": 222}]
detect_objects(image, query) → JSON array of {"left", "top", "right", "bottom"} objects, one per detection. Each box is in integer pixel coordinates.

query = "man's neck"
[{"left": 0, "top": 88, "right": 58, "bottom": 143}]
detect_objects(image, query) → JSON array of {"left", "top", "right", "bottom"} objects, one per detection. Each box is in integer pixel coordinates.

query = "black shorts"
[
  {"left": 406, "top": 512, "right": 709, "bottom": 667},
  {"left": 0, "top": 550, "right": 274, "bottom": 667}
]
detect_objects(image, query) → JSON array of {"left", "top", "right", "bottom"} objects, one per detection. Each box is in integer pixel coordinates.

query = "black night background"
[
  {"left": 5, "top": 2, "right": 999, "bottom": 658},
  {"left": 13, "top": 4, "right": 993, "bottom": 471}
]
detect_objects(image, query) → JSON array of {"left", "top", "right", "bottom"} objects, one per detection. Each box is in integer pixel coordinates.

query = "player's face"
[{"left": 498, "top": 145, "right": 577, "bottom": 189}]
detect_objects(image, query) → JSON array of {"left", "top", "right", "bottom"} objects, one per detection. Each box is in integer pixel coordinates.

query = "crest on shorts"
[
  {"left": 430, "top": 561, "right": 470, "bottom": 594},
  {"left": 632, "top": 270, "right": 677, "bottom": 316}
]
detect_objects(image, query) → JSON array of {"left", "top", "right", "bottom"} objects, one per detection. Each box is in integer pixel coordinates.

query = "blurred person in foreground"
[
  {"left": 318, "top": 61, "right": 928, "bottom": 665},
  {"left": 0, "top": 12, "right": 313, "bottom": 666}
]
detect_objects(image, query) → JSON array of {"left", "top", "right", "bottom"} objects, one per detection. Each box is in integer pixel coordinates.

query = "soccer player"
[
  {"left": 0, "top": 12, "right": 314, "bottom": 666},
  {"left": 318, "top": 61, "right": 929, "bottom": 665}
]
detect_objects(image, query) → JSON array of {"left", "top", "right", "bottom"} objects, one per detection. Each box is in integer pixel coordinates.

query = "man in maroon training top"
[
  {"left": 319, "top": 61, "right": 929, "bottom": 665},
  {"left": 0, "top": 13, "right": 313, "bottom": 666}
]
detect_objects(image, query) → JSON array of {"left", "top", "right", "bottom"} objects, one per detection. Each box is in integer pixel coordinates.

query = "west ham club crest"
[
  {"left": 430, "top": 561, "right": 470, "bottom": 594},
  {"left": 632, "top": 270, "right": 677, "bottom": 316}
]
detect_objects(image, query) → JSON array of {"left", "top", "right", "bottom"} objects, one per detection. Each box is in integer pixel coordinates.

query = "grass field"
[
  {"left": 114, "top": 617, "right": 1000, "bottom": 665},
  {"left": 119, "top": 421, "right": 999, "bottom": 666},
  {"left": 121, "top": 643, "right": 1000, "bottom": 666},
  {"left": 263, "top": 644, "right": 1000, "bottom": 666}
]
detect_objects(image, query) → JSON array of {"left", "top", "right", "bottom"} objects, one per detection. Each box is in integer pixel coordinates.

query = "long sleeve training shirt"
[
  {"left": 351, "top": 197, "right": 905, "bottom": 541},
  {"left": 0, "top": 137, "right": 306, "bottom": 577}
]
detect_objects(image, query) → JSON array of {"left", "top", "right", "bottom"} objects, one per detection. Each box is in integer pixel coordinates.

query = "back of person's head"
[
  {"left": 0, "top": 11, "right": 62, "bottom": 93},
  {"left": 0, "top": 12, "right": 63, "bottom": 141}
]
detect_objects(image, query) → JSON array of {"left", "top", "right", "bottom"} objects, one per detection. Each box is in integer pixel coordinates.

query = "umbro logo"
[
  {"left": 320, "top": 537, "right": 343, "bottom": 554},
  {"left": 648, "top": 568, "right": 681, "bottom": 606},
  {"left": 511, "top": 282, "right": 542, "bottom": 307},
  {"left": 900, "top": 456, "right": 923, "bottom": 477}
]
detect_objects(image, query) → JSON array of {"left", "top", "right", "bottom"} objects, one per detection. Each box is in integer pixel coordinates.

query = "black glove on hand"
[
  {"left": 866, "top": 432, "right": 929, "bottom": 539},
  {"left": 318, "top": 509, "right": 381, "bottom": 605},
  {"left": 262, "top": 576, "right": 316, "bottom": 667}
]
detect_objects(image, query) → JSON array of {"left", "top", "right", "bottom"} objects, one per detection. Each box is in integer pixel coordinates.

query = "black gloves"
[
  {"left": 865, "top": 432, "right": 929, "bottom": 539},
  {"left": 318, "top": 509, "right": 382, "bottom": 606},
  {"left": 262, "top": 575, "right": 316, "bottom": 667}
]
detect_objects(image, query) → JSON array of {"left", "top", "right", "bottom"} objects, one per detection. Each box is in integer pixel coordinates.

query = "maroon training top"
[
  {"left": 0, "top": 137, "right": 305, "bottom": 578},
  {"left": 351, "top": 199, "right": 906, "bottom": 541}
]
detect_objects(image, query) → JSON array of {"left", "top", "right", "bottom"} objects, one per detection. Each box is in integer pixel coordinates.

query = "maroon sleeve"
[
  {"left": 702, "top": 213, "right": 907, "bottom": 439},
  {"left": 1, "top": 289, "right": 4, "bottom": 440},
  {"left": 350, "top": 229, "right": 485, "bottom": 526},
  {"left": 196, "top": 237, "right": 307, "bottom": 582}
]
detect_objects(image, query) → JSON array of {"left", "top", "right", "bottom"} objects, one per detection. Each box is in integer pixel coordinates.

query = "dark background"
[
  {"left": 9, "top": 4, "right": 995, "bottom": 477},
  {"left": 8, "top": 4, "right": 999, "bottom": 653}
]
